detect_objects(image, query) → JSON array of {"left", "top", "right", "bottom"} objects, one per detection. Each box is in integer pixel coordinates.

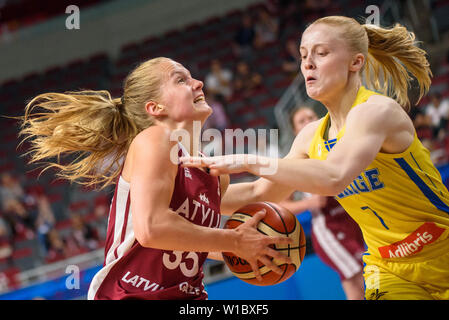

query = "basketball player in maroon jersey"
[
  {"left": 19, "top": 57, "right": 292, "bottom": 300},
  {"left": 279, "top": 106, "right": 365, "bottom": 300}
]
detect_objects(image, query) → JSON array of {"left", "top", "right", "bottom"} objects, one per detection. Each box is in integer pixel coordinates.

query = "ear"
[
  {"left": 145, "top": 101, "right": 167, "bottom": 117},
  {"left": 349, "top": 53, "right": 365, "bottom": 72}
]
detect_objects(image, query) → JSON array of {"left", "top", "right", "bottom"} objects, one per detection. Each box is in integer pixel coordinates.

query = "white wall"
[{"left": 0, "top": 0, "right": 261, "bottom": 82}]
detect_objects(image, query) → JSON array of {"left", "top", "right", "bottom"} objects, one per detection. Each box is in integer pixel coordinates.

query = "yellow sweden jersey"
[{"left": 308, "top": 86, "right": 449, "bottom": 261}]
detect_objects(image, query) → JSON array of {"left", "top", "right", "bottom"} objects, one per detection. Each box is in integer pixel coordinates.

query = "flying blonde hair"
[
  {"left": 310, "top": 16, "right": 432, "bottom": 110},
  {"left": 19, "top": 57, "right": 172, "bottom": 189}
]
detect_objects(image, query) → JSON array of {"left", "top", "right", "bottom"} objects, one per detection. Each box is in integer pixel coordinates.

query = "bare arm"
[
  {"left": 219, "top": 120, "right": 320, "bottom": 215},
  {"left": 183, "top": 97, "right": 414, "bottom": 196},
  {"left": 128, "top": 126, "right": 292, "bottom": 278},
  {"left": 248, "top": 99, "right": 413, "bottom": 195}
]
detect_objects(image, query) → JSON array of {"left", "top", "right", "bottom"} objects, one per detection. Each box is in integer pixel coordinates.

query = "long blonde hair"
[
  {"left": 19, "top": 57, "right": 172, "bottom": 189},
  {"left": 311, "top": 16, "right": 432, "bottom": 110}
]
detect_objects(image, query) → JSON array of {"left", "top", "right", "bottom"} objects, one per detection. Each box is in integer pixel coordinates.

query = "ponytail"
[
  {"left": 19, "top": 90, "right": 138, "bottom": 189},
  {"left": 363, "top": 23, "right": 432, "bottom": 110},
  {"left": 19, "top": 57, "right": 171, "bottom": 189},
  {"left": 312, "top": 16, "right": 432, "bottom": 110}
]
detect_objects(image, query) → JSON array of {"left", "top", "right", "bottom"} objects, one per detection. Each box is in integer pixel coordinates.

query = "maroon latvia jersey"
[
  {"left": 88, "top": 145, "right": 222, "bottom": 300},
  {"left": 307, "top": 194, "right": 365, "bottom": 281}
]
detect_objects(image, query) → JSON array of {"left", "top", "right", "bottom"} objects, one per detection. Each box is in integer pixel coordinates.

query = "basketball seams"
[
  {"left": 223, "top": 202, "right": 305, "bottom": 286},
  {"left": 230, "top": 212, "right": 290, "bottom": 238},
  {"left": 261, "top": 202, "right": 290, "bottom": 285}
]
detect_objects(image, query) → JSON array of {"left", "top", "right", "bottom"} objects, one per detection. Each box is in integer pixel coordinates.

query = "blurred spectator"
[
  {"left": 1, "top": 198, "right": 35, "bottom": 241},
  {"left": 93, "top": 195, "right": 110, "bottom": 242},
  {"left": 253, "top": 6, "right": 279, "bottom": 49},
  {"left": 0, "top": 173, "right": 39, "bottom": 240},
  {"left": 232, "top": 14, "right": 256, "bottom": 58},
  {"left": 419, "top": 137, "right": 447, "bottom": 165},
  {"left": 68, "top": 212, "right": 99, "bottom": 252},
  {"left": 34, "top": 195, "right": 56, "bottom": 257},
  {"left": 204, "top": 59, "right": 233, "bottom": 100},
  {"left": 410, "top": 107, "right": 433, "bottom": 141},
  {"left": 281, "top": 38, "right": 301, "bottom": 78},
  {"left": 45, "top": 229, "right": 67, "bottom": 262},
  {"left": 0, "top": 173, "right": 25, "bottom": 212},
  {"left": 425, "top": 92, "right": 449, "bottom": 140},
  {"left": 203, "top": 93, "right": 230, "bottom": 132},
  {"left": 232, "top": 61, "right": 263, "bottom": 98},
  {"left": 0, "top": 216, "right": 12, "bottom": 261}
]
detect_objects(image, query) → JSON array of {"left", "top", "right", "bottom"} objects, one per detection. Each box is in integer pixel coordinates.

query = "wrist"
[
  {"left": 247, "top": 155, "right": 276, "bottom": 177},
  {"left": 226, "top": 228, "right": 242, "bottom": 253}
]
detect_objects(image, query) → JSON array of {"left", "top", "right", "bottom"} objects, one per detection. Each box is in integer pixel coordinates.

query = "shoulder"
[
  {"left": 131, "top": 126, "right": 176, "bottom": 151},
  {"left": 349, "top": 95, "right": 407, "bottom": 128},
  {"left": 301, "top": 118, "right": 323, "bottom": 139},
  {"left": 286, "top": 118, "right": 322, "bottom": 159},
  {"left": 128, "top": 126, "right": 178, "bottom": 173}
]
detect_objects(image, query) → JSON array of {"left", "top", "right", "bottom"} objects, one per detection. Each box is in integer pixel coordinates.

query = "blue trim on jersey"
[
  {"left": 361, "top": 206, "right": 389, "bottom": 230},
  {"left": 394, "top": 157, "right": 449, "bottom": 215},
  {"left": 410, "top": 152, "right": 438, "bottom": 190},
  {"left": 361, "top": 252, "right": 370, "bottom": 300}
]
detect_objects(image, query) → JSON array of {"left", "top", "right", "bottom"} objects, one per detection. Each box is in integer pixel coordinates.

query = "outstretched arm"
[
  {"left": 218, "top": 119, "right": 320, "bottom": 215},
  {"left": 183, "top": 98, "right": 414, "bottom": 196}
]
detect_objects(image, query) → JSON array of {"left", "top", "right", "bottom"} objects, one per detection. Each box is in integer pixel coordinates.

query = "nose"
[
  {"left": 303, "top": 56, "right": 315, "bottom": 70},
  {"left": 192, "top": 78, "right": 204, "bottom": 91}
]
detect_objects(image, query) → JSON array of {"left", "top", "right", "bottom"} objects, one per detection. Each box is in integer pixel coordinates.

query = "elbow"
[
  {"left": 134, "top": 222, "right": 159, "bottom": 248},
  {"left": 252, "top": 181, "right": 270, "bottom": 203},
  {"left": 322, "top": 172, "right": 348, "bottom": 196},
  {"left": 135, "top": 231, "right": 153, "bottom": 248}
]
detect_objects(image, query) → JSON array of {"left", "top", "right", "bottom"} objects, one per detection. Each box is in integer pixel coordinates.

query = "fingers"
[
  {"left": 246, "top": 209, "right": 266, "bottom": 227},
  {"left": 258, "top": 255, "right": 283, "bottom": 275},
  {"left": 250, "top": 248, "right": 292, "bottom": 281},
  {"left": 209, "top": 168, "right": 222, "bottom": 176},
  {"left": 179, "top": 156, "right": 209, "bottom": 168},
  {"left": 248, "top": 259, "right": 263, "bottom": 282},
  {"left": 264, "top": 246, "right": 292, "bottom": 265}
]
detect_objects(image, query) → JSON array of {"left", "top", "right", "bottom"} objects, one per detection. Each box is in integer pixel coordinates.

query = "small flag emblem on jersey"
[
  {"left": 199, "top": 193, "right": 209, "bottom": 205},
  {"left": 324, "top": 138, "right": 337, "bottom": 151},
  {"left": 184, "top": 167, "right": 192, "bottom": 179}
]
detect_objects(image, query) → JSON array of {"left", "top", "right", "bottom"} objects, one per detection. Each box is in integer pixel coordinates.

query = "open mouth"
[
  {"left": 306, "top": 76, "right": 316, "bottom": 83},
  {"left": 193, "top": 95, "right": 205, "bottom": 103}
]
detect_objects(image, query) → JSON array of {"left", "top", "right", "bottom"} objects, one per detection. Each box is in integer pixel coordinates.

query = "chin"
[
  {"left": 198, "top": 104, "right": 213, "bottom": 118},
  {"left": 306, "top": 87, "right": 322, "bottom": 101}
]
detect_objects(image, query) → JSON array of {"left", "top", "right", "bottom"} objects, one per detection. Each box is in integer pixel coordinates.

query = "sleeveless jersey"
[
  {"left": 87, "top": 144, "right": 221, "bottom": 299},
  {"left": 308, "top": 86, "right": 449, "bottom": 260}
]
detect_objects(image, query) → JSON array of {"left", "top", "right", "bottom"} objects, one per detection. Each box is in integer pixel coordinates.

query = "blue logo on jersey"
[{"left": 336, "top": 168, "right": 385, "bottom": 199}]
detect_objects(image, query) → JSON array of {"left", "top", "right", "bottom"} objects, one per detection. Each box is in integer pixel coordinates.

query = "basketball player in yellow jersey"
[{"left": 182, "top": 16, "right": 449, "bottom": 300}]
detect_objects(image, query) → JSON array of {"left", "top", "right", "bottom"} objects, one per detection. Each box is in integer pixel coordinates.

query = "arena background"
[{"left": 0, "top": 0, "right": 449, "bottom": 300}]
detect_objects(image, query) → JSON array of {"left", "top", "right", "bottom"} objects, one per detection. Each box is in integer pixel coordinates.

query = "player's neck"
[
  {"left": 323, "top": 79, "right": 361, "bottom": 135},
  {"left": 171, "top": 121, "right": 203, "bottom": 157}
]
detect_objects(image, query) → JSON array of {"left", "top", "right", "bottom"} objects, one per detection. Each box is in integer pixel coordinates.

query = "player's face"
[
  {"left": 299, "top": 24, "right": 355, "bottom": 103},
  {"left": 158, "top": 60, "right": 212, "bottom": 123},
  {"left": 292, "top": 108, "right": 318, "bottom": 135}
]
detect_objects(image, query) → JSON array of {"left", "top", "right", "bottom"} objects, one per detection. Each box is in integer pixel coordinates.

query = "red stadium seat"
[{"left": 11, "top": 247, "right": 32, "bottom": 260}]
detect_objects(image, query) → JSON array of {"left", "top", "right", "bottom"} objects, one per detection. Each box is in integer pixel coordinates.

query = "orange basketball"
[{"left": 222, "top": 202, "right": 306, "bottom": 286}]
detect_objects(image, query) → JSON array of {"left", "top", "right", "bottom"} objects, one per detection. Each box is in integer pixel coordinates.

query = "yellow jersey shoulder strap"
[{"left": 307, "top": 86, "right": 380, "bottom": 158}]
